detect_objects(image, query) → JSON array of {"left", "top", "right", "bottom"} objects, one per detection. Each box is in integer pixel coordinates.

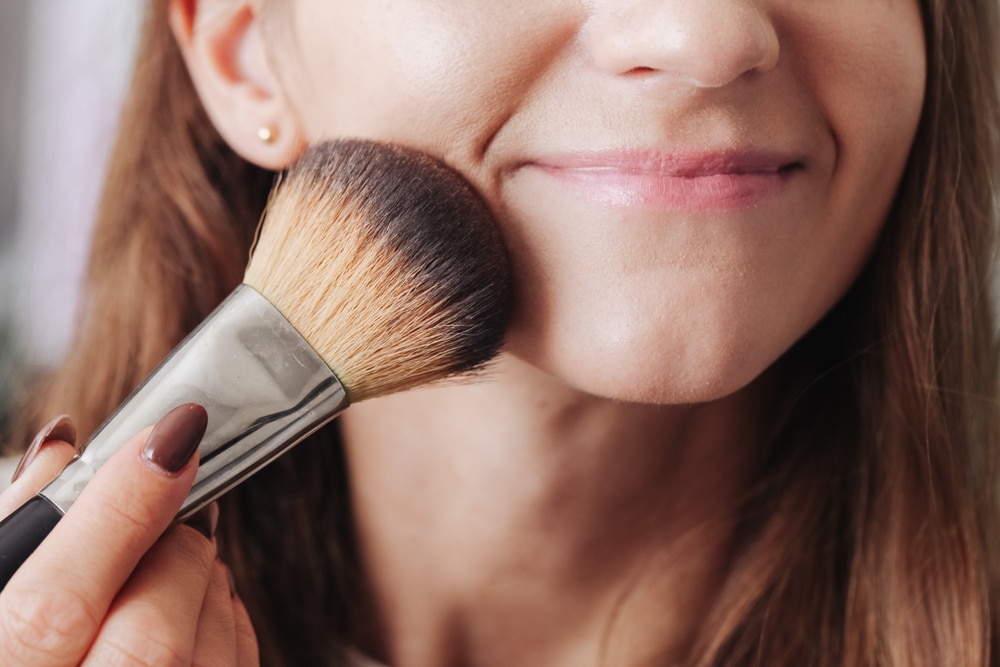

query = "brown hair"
[{"left": 15, "top": 0, "right": 1000, "bottom": 665}]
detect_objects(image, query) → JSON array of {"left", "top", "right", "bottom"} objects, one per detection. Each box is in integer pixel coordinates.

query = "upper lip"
[{"left": 527, "top": 149, "right": 805, "bottom": 177}]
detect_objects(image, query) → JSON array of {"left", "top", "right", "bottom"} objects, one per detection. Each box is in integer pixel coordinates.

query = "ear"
[{"left": 169, "top": 0, "right": 305, "bottom": 169}]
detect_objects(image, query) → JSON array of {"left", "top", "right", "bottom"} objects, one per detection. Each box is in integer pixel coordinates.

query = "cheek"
[
  {"left": 775, "top": 0, "right": 926, "bottom": 341},
  {"left": 786, "top": 1, "right": 926, "bottom": 201},
  {"left": 287, "top": 1, "right": 578, "bottom": 163}
]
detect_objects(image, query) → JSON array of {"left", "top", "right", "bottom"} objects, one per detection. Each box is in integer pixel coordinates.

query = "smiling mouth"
[{"left": 530, "top": 151, "right": 806, "bottom": 212}]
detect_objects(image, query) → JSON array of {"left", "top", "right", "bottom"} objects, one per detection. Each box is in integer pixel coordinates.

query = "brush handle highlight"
[{"left": 41, "top": 285, "right": 349, "bottom": 521}]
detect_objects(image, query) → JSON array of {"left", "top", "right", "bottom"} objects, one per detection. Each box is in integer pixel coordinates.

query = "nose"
[{"left": 583, "top": 0, "right": 780, "bottom": 89}]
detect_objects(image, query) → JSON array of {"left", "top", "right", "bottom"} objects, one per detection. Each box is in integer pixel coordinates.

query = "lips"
[{"left": 526, "top": 150, "right": 805, "bottom": 211}]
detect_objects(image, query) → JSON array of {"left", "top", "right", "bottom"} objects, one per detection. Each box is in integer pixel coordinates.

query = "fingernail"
[
  {"left": 12, "top": 414, "right": 77, "bottom": 483},
  {"left": 142, "top": 403, "right": 208, "bottom": 473},
  {"left": 184, "top": 502, "right": 219, "bottom": 540}
]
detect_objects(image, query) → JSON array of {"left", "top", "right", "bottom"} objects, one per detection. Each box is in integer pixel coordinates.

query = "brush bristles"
[{"left": 243, "top": 139, "right": 511, "bottom": 403}]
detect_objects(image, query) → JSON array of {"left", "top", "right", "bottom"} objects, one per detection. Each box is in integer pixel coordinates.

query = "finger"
[
  {"left": 10, "top": 415, "right": 76, "bottom": 484},
  {"left": 0, "top": 415, "right": 79, "bottom": 519},
  {"left": 190, "top": 559, "right": 239, "bottom": 666},
  {"left": 232, "top": 584, "right": 260, "bottom": 665},
  {"left": 0, "top": 404, "right": 207, "bottom": 667},
  {"left": 191, "top": 560, "right": 261, "bottom": 667},
  {"left": 81, "top": 522, "right": 217, "bottom": 667},
  {"left": 0, "top": 442, "right": 77, "bottom": 520}
]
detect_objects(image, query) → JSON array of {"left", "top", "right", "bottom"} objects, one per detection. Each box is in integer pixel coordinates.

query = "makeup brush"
[{"left": 0, "top": 139, "right": 511, "bottom": 587}]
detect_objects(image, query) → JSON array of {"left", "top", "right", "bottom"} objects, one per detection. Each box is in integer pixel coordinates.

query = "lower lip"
[{"left": 532, "top": 165, "right": 797, "bottom": 212}]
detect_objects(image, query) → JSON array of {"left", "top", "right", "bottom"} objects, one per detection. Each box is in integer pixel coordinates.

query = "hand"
[{"left": 0, "top": 405, "right": 259, "bottom": 666}]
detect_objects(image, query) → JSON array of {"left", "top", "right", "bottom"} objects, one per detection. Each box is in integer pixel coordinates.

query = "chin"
[
  {"left": 589, "top": 356, "right": 768, "bottom": 406},
  {"left": 505, "top": 317, "right": 778, "bottom": 407}
]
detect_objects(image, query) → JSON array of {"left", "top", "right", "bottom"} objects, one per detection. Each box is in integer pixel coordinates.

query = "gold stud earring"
[{"left": 257, "top": 126, "right": 277, "bottom": 144}]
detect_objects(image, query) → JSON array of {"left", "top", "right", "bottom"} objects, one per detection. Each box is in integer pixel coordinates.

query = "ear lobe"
[{"left": 169, "top": 0, "right": 305, "bottom": 170}]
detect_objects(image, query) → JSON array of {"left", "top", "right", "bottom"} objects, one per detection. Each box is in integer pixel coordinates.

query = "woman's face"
[{"left": 276, "top": 0, "right": 925, "bottom": 404}]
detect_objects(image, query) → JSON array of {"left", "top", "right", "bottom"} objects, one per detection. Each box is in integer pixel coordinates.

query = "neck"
[{"left": 340, "top": 354, "right": 770, "bottom": 667}]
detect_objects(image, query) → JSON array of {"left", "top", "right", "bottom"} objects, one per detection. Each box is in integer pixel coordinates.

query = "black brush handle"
[{"left": 0, "top": 495, "right": 64, "bottom": 590}]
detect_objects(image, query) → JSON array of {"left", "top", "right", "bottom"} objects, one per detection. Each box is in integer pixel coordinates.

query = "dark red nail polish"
[
  {"left": 142, "top": 403, "right": 208, "bottom": 473},
  {"left": 12, "top": 415, "right": 77, "bottom": 483}
]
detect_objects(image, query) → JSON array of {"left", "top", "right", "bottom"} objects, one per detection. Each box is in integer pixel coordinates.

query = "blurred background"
[{"left": 0, "top": 1, "right": 141, "bottom": 450}]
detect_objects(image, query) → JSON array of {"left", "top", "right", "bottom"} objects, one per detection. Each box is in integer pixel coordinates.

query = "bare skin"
[
  {"left": 340, "top": 355, "right": 772, "bottom": 666},
  {"left": 0, "top": 0, "right": 927, "bottom": 664},
  {"left": 170, "top": 0, "right": 923, "bottom": 664},
  {"left": 0, "top": 421, "right": 258, "bottom": 665}
]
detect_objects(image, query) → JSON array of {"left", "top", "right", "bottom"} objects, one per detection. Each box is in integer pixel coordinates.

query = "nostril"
[{"left": 583, "top": 2, "right": 780, "bottom": 90}]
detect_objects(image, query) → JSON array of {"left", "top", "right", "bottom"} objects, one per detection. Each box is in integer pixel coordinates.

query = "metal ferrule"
[{"left": 40, "top": 285, "right": 349, "bottom": 521}]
